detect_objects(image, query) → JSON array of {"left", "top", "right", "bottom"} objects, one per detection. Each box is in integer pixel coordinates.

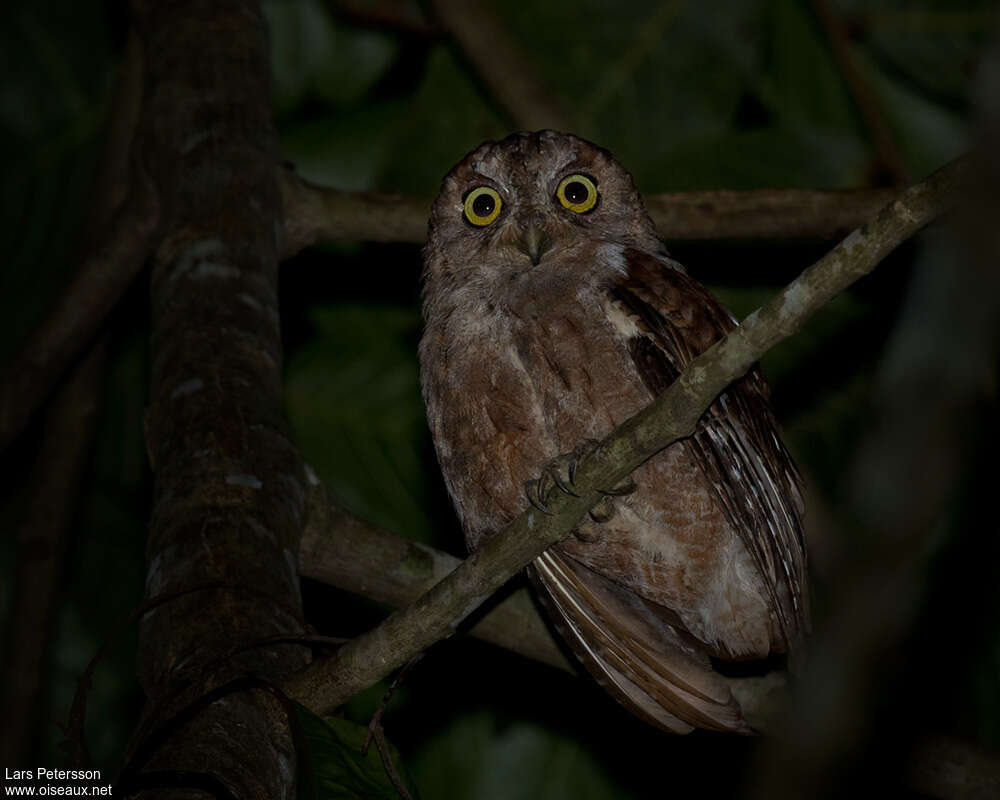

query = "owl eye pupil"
[
  {"left": 564, "top": 181, "right": 588, "bottom": 204},
  {"left": 472, "top": 193, "right": 495, "bottom": 217}
]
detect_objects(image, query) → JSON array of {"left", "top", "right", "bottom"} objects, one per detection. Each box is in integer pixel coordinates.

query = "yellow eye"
[
  {"left": 556, "top": 174, "right": 598, "bottom": 213},
  {"left": 463, "top": 186, "right": 502, "bottom": 226}
]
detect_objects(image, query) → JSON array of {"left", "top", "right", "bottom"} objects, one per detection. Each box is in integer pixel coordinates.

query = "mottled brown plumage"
[{"left": 419, "top": 131, "right": 807, "bottom": 733}]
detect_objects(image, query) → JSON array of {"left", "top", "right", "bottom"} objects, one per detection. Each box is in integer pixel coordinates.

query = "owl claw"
[
  {"left": 567, "top": 438, "right": 600, "bottom": 486},
  {"left": 526, "top": 440, "right": 636, "bottom": 517},
  {"left": 524, "top": 479, "right": 553, "bottom": 515},
  {"left": 545, "top": 460, "right": 579, "bottom": 498},
  {"left": 526, "top": 454, "right": 580, "bottom": 513}
]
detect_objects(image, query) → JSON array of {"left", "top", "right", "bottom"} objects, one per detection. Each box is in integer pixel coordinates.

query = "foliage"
[
  {"left": 0, "top": 0, "right": 996, "bottom": 796},
  {"left": 293, "top": 703, "right": 419, "bottom": 800}
]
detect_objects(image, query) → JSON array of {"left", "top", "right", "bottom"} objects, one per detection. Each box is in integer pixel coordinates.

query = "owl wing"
[
  {"left": 609, "top": 247, "right": 808, "bottom": 647},
  {"left": 529, "top": 550, "right": 751, "bottom": 733}
]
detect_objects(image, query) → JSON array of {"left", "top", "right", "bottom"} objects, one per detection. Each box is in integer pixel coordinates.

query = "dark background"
[{"left": 1, "top": 0, "right": 997, "bottom": 797}]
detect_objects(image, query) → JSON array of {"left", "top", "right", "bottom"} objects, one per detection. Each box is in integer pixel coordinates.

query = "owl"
[{"left": 419, "top": 131, "right": 807, "bottom": 734}]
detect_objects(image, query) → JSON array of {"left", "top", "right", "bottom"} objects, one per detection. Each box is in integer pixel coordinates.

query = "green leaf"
[
  {"left": 293, "top": 703, "right": 420, "bottom": 800},
  {"left": 284, "top": 303, "right": 437, "bottom": 543}
]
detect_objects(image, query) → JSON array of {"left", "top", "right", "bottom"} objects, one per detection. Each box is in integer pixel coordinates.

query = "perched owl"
[{"left": 419, "top": 131, "right": 807, "bottom": 734}]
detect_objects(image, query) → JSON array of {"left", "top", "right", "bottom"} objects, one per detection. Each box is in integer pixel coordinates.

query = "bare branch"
[
  {"left": 300, "top": 480, "right": 1000, "bottom": 777},
  {"left": 641, "top": 186, "right": 899, "bottom": 241},
  {"left": 280, "top": 170, "right": 431, "bottom": 251},
  {"left": 282, "top": 154, "right": 968, "bottom": 717},
  {"left": 0, "top": 164, "right": 901, "bottom": 456},
  {"left": 301, "top": 480, "right": 805, "bottom": 732},
  {"left": 278, "top": 167, "right": 901, "bottom": 256},
  {"left": 299, "top": 481, "right": 573, "bottom": 672}
]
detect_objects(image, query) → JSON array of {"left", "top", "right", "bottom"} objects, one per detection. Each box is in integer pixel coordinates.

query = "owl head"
[{"left": 424, "top": 131, "right": 664, "bottom": 311}]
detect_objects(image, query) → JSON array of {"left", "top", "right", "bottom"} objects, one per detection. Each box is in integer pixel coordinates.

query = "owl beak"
[{"left": 518, "top": 224, "right": 551, "bottom": 266}]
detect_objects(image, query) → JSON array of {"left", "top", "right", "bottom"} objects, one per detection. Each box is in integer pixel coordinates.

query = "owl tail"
[{"left": 530, "top": 549, "right": 752, "bottom": 734}]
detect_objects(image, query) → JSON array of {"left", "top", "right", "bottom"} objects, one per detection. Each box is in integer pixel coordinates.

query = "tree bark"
[{"left": 126, "top": 2, "right": 308, "bottom": 797}]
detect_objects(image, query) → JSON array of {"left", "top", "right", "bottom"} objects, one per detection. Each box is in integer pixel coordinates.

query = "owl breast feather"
[{"left": 420, "top": 262, "right": 799, "bottom": 660}]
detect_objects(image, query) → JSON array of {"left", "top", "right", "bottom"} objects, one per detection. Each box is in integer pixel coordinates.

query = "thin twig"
[
  {"left": 282, "top": 154, "right": 968, "bottom": 717},
  {"left": 369, "top": 724, "right": 416, "bottom": 800},
  {"left": 362, "top": 655, "right": 422, "bottom": 756},
  {"left": 362, "top": 655, "right": 421, "bottom": 800}
]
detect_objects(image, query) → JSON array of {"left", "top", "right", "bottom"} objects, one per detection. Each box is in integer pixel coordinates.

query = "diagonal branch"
[
  {"left": 300, "top": 480, "right": 794, "bottom": 730},
  {"left": 300, "top": 479, "right": 1000, "bottom": 786},
  {"left": 283, "top": 154, "right": 968, "bottom": 717},
  {"left": 299, "top": 481, "right": 573, "bottom": 672}
]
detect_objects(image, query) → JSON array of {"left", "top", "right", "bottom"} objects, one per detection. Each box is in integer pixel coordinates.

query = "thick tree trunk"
[{"left": 127, "top": 2, "right": 309, "bottom": 797}]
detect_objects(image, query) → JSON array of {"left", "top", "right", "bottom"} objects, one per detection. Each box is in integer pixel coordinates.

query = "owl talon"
[
  {"left": 526, "top": 441, "right": 633, "bottom": 516},
  {"left": 524, "top": 479, "right": 553, "bottom": 514},
  {"left": 567, "top": 438, "right": 601, "bottom": 486},
  {"left": 546, "top": 461, "right": 579, "bottom": 497}
]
